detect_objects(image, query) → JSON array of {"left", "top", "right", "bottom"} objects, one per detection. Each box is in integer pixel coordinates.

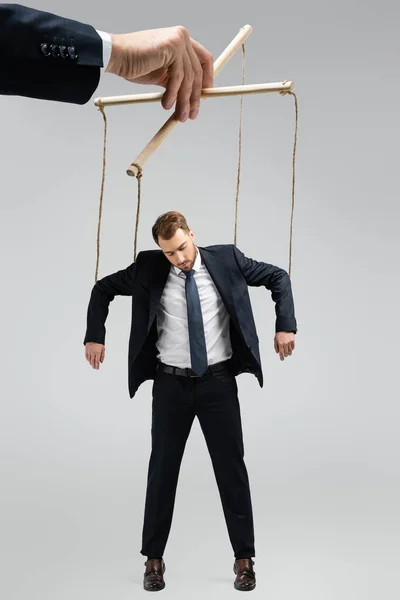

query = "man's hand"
[
  {"left": 106, "top": 26, "right": 214, "bottom": 122},
  {"left": 274, "top": 332, "right": 295, "bottom": 361},
  {"left": 85, "top": 342, "right": 105, "bottom": 370}
]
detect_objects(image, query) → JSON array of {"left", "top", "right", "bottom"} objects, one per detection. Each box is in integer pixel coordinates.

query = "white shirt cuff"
[{"left": 96, "top": 30, "right": 112, "bottom": 70}]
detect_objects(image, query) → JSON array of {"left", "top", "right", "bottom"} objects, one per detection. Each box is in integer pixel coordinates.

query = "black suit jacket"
[
  {"left": 84, "top": 245, "right": 298, "bottom": 398},
  {"left": 0, "top": 4, "right": 102, "bottom": 104}
]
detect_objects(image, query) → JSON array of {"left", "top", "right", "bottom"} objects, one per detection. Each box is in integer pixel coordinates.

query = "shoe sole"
[
  {"left": 144, "top": 583, "right": 165, "bottom": 591},
  {"left": 234, "top": 583, "right": 256, "bottom": 591}
]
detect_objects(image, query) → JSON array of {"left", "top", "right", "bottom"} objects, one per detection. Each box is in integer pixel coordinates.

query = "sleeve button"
[
  {"left": 40, "top": 43, "right": 51, "bottom": 56},
  {"left": 50, "top": 44, "right": 60, "bottom": 57},
  {"left": 67, "top": 46, "right": 78, "bottom": 60}
]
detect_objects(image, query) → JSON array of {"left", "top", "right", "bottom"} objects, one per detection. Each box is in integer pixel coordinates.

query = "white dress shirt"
[
  {"left": 156, "top": 248, "right": 233, "bottom": 368},
  {"left": 96, "top": 30, "right": 112, "bottom": 71}
]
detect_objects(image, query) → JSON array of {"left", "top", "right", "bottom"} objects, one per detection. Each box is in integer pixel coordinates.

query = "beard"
[{"left": 179, "top": 246, "right": 197, "bottom": 271}]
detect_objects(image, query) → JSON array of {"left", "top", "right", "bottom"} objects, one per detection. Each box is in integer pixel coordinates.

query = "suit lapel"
[
  {"left": 148, "top": 254, "right": 171, "bottom": 331},
  {"left": 199, "top": 247, "right": 239, "bottom": 328}
]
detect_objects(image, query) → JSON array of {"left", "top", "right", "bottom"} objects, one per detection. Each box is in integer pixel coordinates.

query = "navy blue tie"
[{"left": 185, "top": 269, "right": 208, "bottom": 376}]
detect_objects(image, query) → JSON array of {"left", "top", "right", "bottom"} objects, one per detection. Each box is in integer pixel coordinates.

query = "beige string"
[
  {"left": 95, "top": 102, "right": 107, "bottom": 282},
  {"left": 284, "top": 89, "right": 298, "bottom": 278},
  {"left": 234, "top": 43, "right": 245, "bottom": 246},
  {"left": 95, "top": 107, "right": 142, "bottom": 279},
  {"left": 95, "top": 66, "right": 299, "bottom": 280},
  {"left": 132, "top": 163, "right": 143, "bottom": 262},
  {"left": 234, "top": 61, "right": 299, "bottom": 278}
]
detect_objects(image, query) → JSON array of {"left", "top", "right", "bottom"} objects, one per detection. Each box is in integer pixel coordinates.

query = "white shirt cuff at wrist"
[{"left": 96, "top": 30, "right": 112, "bottom": 70}]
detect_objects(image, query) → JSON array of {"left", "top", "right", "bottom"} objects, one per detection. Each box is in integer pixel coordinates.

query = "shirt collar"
[{"left": 173, "top": 246, "right": 201, "bottom": 276}]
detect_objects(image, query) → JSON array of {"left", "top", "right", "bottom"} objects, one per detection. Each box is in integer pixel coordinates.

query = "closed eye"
[{"left": 166, "top": 244, "right": 186, "bottom": 256}]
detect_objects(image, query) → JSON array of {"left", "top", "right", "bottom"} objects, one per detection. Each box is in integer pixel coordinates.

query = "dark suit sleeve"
[
  {"left": 233, "top": 245, "right": 297, "bottom": 334},
  {"left": 0, "top": 4, "right": 103, "bottom": 104},
  {"left": 84, "top": 262, "right": 137, "bottom": 345}
]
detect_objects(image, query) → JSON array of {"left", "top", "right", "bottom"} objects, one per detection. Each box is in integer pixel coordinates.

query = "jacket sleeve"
[
  {"left": 233, "top": 245, "right": 297, "bottom": 334},
  {"left": 0, "top": 4, "right": 103, "bottom": 104},
  {"left": 84, "top": 262, "right": 137, "bottom": 345}
]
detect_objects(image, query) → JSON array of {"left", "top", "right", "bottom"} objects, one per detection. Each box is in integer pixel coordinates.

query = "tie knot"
[{"left": 185, "top": 269, "right": 194, "bottom": 278}]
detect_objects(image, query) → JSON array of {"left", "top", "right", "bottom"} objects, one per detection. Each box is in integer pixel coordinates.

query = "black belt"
[{"left": 157, "top": 360, "right": 230, "bottom": 378}]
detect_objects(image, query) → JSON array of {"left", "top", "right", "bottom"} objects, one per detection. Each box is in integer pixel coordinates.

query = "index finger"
[{"left": 190, "top": 38, "right": 214, "bottom": 88}]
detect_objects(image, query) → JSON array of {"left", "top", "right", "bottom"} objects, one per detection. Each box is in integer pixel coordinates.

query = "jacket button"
[
  {"left": 40, "top": 43, "right": 51, "bottom": 56},
  {"left": 50, "top": 44, "right": 60, "bottom": 57},
  {"left": 59, "top": 45, "right": 68, "bottom": 58},
  {"left": 67, "top": 46, "right": 78, "bottom": 60}
]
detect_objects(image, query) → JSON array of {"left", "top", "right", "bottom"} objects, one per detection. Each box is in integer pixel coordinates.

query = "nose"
[{"left": 176, "top": 252, "right": 185, "bottom": 264}]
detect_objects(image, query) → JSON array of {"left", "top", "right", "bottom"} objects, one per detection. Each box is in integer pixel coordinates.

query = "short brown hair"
[{"left": 152, "top": 211, "right": 190, "bottom": 245}]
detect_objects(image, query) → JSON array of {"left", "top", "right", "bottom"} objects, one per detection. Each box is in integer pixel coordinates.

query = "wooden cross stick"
[
  {"left": 99, "top": 79, "right": 294, "bottom": 176},
  {"left": 95, "top": 81, "right": 294, "bottom": 107},
  {"left": 94, "top": 24, "right": 253, "bottom": 177}
]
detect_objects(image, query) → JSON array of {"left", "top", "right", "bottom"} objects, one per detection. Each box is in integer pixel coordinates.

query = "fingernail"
[
  {"left": 181, "top": 112, "right": 188, "bottom": 122},
  {"left": 190, "top": 108, "right": 199, "bottom": 119}
]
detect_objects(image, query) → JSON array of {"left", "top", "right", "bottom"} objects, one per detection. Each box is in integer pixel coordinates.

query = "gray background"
[{"left": 0, "top": 1, "right": 399, "bottom": 598}]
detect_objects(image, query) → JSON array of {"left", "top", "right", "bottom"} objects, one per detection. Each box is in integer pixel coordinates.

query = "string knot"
[{"left": 132, "top": 163, "right": 143, "bottom": 179}]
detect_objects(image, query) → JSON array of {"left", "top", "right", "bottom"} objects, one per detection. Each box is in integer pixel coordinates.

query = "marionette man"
[{"left": 84, "top": 210, "right": 297, "bottom": 591}]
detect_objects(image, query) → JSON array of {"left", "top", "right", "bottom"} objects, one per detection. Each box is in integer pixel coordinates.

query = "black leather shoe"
[
  {"left": 143, "top": 558, "right": 166, "bottom": 591},
  {"left": 233, "top": 558, "right": 256, "bottom": 591}
]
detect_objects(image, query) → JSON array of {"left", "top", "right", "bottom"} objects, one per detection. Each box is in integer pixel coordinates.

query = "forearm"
[
  {"left": 84, "top": 284, "right": 113, "bottom": 345},
  {"left": 0, "top": 4, "right": 103, "bottom": 65},
  {"left": 252, "top": 264, "right": 297, "bottom": 332},
  {"left": 233, "top": 246, "right": 297, "bottom": 333},
  {"left": 0, "top": 4, "right": 102, "bottom": 103},
  {"left": 83, "top": 262, "right": 136, "bottom": 344},
  {"left": 272, "top": 274, "right": 297, "bottom": 333}
]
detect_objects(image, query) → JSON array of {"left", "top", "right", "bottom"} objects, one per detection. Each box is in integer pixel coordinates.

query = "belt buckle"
[{"left": 185, "top": 367, "right": 195, "bottom": 377}]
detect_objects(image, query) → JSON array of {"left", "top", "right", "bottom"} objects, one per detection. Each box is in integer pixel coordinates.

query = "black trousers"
[{"left": 140, "top": 362, "right": 255, "bottom": 559}]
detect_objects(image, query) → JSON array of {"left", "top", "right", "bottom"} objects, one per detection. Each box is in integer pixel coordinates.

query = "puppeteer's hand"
[
  {"left": 105, "top": 26, "right": 214, "bottom": 122},
  {"left": 85, "top": 342, "right": 105, "bottom": 370},
  {"left": 274, "top": 332, "right": 295, "bottom": 361}
]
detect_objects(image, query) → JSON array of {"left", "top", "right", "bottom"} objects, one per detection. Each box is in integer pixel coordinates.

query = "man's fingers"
[
  {"left": 85, "top": 344, "right": 105, "bottom": 370},
  {"left": 190, "top": 38, "right": 214, "bottom": 89},
  {"left": 162, "top": 58, "right": 184, "bottom": 111},
  {"left": 275, "top": 335, "right": 296, "bottom": 360},
  {"left": 88, "top": 352, "right": 101, "bottom": 369},
  {"left": 175, "top": 49, "right": 193, "bottom": 121},
  {"left": 186, "top": 41, "right": 203, "bottom": 119}
]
